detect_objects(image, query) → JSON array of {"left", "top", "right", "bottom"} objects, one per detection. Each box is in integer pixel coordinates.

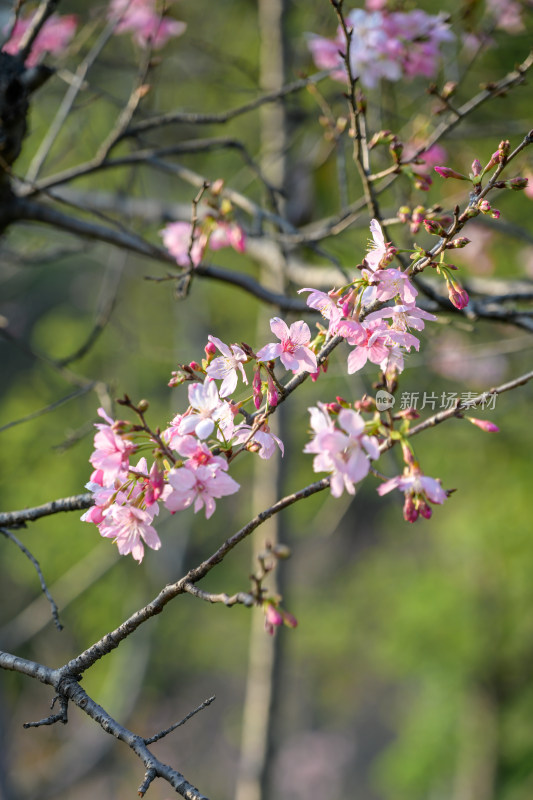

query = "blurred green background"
[{"left": 1, "top": 1, "right": 533, "bottom": 799}]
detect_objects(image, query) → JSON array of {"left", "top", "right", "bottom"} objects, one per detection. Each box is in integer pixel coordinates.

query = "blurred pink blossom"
[
  {"left": 160, "top": 222, "right": 206, "bottom": 268},
  {"left": 307, "top": 7, "right": 453, "bottom": 87},
  {"left": 108, "top": 0, "right": 186, "bottom": 49},
  {"left": 3, "top": 13, "right": 77, "bottom": 66}
]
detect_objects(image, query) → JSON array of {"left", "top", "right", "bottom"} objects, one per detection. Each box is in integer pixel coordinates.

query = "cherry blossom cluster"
[
  {"left": 307, "top": 4, "right": 453, "bottom": 88},
  {"left": 2, "top": 0, "right": 186, "bottom": 66},
  {"left": 161, "top": 180, "right": 246, "bottom": 268},
  {"left": 107, "top": 0, "right": 186, "bottom": 50},
  {"left": 2, "top": 13, "right": 77, "bottom": 66}
]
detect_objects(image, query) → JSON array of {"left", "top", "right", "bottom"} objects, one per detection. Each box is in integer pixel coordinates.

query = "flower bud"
[
  {"left": 467, "top": 417, "right": 499, "bottom": 432},
  {"left": 188, "top": 361, "right": 201, "bottom": 371},
  {"left": 272, "top": 544, "right": 292, "bottom": 559},
  {"left": 434, "top": 165, "right": 468, "bottom": 180},
  {"left": 398, "top": 205, "right": 411, "bottom": 223},
  {"left": 252, "top": 367, "right": 263, "bottom": 410},
  {"left": 266, "top": 374, "right": 279, "bottom": 408},
  {"left": 413, "top": 173, "right": 432, "bottom": 191},
  {"left": 368, "top": 129, "right": 393, "bottom": 149},
  {"left": 471, "top": 158, "right": 482, "bottom": 177},
  {"left": 204, "top": 341, "right": 217, "bottom": 358},
  {"left": 446, "top": 237, "right": 470, "bottom": 249},
  {"left": 389, "top": 137, "right": 403, "bottom": 162},
  {"left": 403, "top": 494, "right": 418, "bottom": 523},
  {"left": 418, "top": 499, "right": 432, "bottom": 519},
  {"left": 354, "top": 396, "right": 375, "bottom": 412},
  {"left": 505, "top": 177, "right": 528, "bottom": 190},
  {"left": 446, "top": 278, "right": 469, "bottom": 309},
  {"left": 396, "top": 407, "right": 420, "bottom": 420},
  {"left": 423, "top": 218, "right": 446, "bottom": 236}
]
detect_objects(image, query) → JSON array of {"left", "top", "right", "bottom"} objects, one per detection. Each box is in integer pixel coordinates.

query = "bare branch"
[
  {"left": 17, "top": 0, "right": 59, "bottom": 63},
  {"left": 144, "top": 696, "right": 216, "bottom": 745},
  {"left": 0, "top": 527, "right": 62, "bottom": 630},
  {"left": 119, "top": 69, "right": 334, "bottom": 141},
  {"left": 0, "top": 494, "right": 93, "bottom": 528}
]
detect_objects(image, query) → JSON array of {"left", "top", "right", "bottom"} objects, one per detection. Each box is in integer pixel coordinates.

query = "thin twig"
[
  {"left": 144, "top": 697, "right": 216, "bottom": 745},
  {"left": 0, "top": 527, "right": 62, "bottom": 631}
]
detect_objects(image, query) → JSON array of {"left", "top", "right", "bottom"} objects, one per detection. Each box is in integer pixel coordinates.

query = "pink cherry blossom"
[
  {"left": 208, "top": 221, "right": 247, "bottom": 253},
  {"left": 160, "top": 222, "right": 206, "bottom": 268},
  {"left": 298, "top": 288, "right": 343, "bottom": 334},
  {"left": 174, "top": 437, "right": 229, "bottom": 472},
  {"left": 344, "top": 320, "right": 391, "bottom": 374},
  {"left": 307, "top": 8, "right": 452, "bottom": 88},
  {"left": 165, "top": 465, "right": 240, "bottom": 519},
  {"left": 233, "top": 422, "right": 284, "bottom": 459},
  {"left": 99, "top": 504, "right": 161, "bottom": 562},
  {"left": 3, "top": 13, "right": 77, "bottom": 67},
  {"left": 205, "top": 335, "right": 248, "bottom": 397},
  {"left": 377, "top": 465, "right": 447, "bottom": 522},
  {"left": 304, "top": 406, "right": 379, "bottom": 498},
  {"left": 264, "top": 602, "right": 298, "bottom": 635},
  {"left": 370, "top": 268, "right": 418, "bottom": 304},
  {"left": 256, "top": 318, "right": 317, "bottom": 374},
  {"left": 179, "top": 380, "right": 227, "bottom": 440},
  {"left": 108, "top": 0, "right": 186, "bottom": 49},
  {"left": 364, "top": 219, "right": 390, "bottom": 271},
  {"left": 89, "top": 408, "right": 136, "bottom": 484},
  {"left": 366, "top": 302, "right": 437, "bottom": 332}
]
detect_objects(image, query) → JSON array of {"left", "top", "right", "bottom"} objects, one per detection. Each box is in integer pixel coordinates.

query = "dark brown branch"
[{"left": 0, "top": 493, "right": 93, "bottom": 528}]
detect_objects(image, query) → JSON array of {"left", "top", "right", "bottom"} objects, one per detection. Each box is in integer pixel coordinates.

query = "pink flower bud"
[
  {"left": 264, "top": 603, "right": 283, "bottom": 635},
  {"left": 189, "top": 361, "right": 201, "bottom": 371},
  {"left": 446, "top": 279, "right": 469, "bottom": 309},
  {"left": 281, "top": 610, "right": 298, "bottom": 629},
  {"left": 204, "top": 341, "right": 217, "bottom": 358},
  {"left": 413, "top": 173, "right": 432, "bottom": 191},
  {"left": 418, "top": 499, "right": 432, "bottom": 519},
  {"left": 403, "top": 494, "right": 418, "bottom": 522},
  {"left": 446, "top": 237, "right": 470, "bottom": 249},
  {"left": 506, "top": 177, "right": 528, "bottom": 190},
  {"left": 398, "top": 205, "right": 411, "bottom": 223},
  {"left": 467, "top": 417, "right": 499, "bottom": 433},
  {"left": 434, "top": 165, "right": 468, "bottom": 180},
  {"left": 397, "top": 407, "right": 420, "bottom": 420},
  {"left": 266, "top": 374, "right": 279, "bottom": 408},
  {"left": 423, "top": 218, "right": 446, "bottom": 236},
  {"left": 471, "top": 159, "right": 482, "bottom": 176}
]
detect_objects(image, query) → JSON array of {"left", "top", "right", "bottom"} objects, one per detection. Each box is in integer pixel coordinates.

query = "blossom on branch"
[
  {"left": 307, "top": 7, "right": 453, "bottom": 88},
  {"left": 3, "top": 13, "right": 77, "bottom": 66},
  {"left": 99, "top": 504, "right": 161, "bottom": 562},
  {"left": 206, "top": 336, "right": 248, "bottom": 397},
  {"left": 304, "top": 405, "right": 379, "bottom": 498},
  {"left": 160, "top": 222, "right": 206, "bottom": 268},
  {"left": 165, "top": 465, "right": 240, "bottom": 519},
  {"left": 108, "top": 0, "right": 186, "bottom": 49},
  {"left": 89, "top": 408, "right": 136, "bottom": 484},
  {"left": 256, "top": 318, "right": 317, "bottom": 374},
  {"left": 378, "top": 465, "right": 448, "bottom": 522}
]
